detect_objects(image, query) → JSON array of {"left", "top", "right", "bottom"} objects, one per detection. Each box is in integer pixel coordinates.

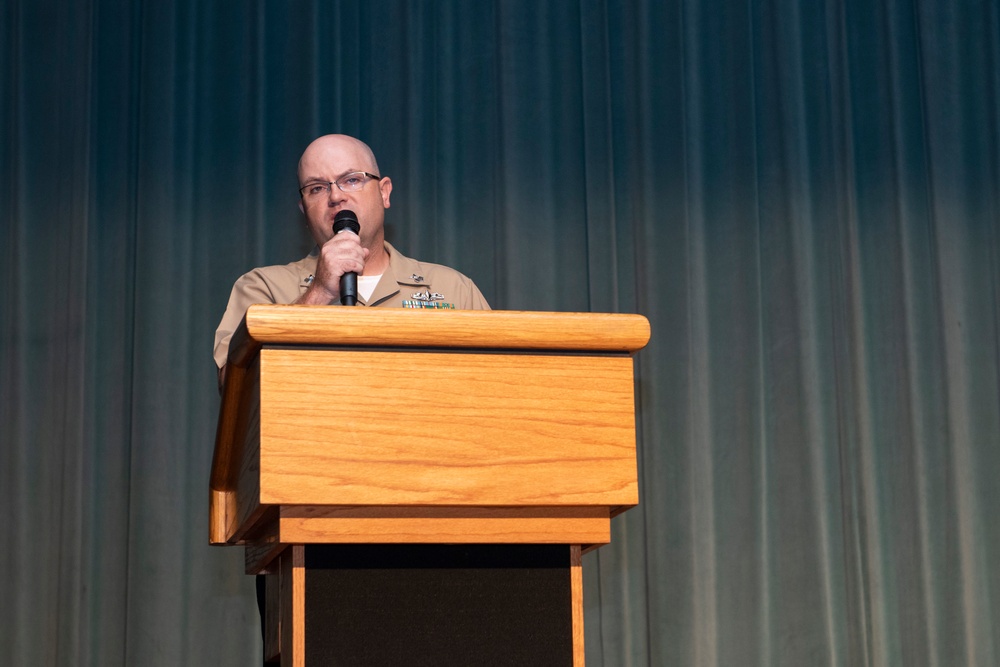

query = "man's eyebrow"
[{"left": 300, "top": 170, "right": 365, "bottom": 185}]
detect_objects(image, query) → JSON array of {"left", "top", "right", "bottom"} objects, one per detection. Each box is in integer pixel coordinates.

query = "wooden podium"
[{"left": 210, "top": 305, "right": 650, "bottom": 666}]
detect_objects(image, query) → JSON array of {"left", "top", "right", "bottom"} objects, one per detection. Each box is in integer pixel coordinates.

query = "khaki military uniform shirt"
[{"left": 213, "top": 241, "right": 491, "bottom": 369}]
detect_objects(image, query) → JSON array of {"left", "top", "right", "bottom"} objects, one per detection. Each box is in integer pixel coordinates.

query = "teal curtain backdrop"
[{"left": 2, "top": 0, "right": 998, "bottom": 665}]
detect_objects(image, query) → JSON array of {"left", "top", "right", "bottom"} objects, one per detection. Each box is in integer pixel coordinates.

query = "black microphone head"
[{"left": 333, "top": 210, "right": 360, "bottom": 235}]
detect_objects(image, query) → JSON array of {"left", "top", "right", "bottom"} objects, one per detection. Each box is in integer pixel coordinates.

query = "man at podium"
[
  {"left": 208, "top": 134, "right": 645, "bottom": 665},
  {"left": 213, "top": 133, "right": 490, "bottom": 386},
  {"left": 211, "top": 134, "right": 492, "bottom": 663}
]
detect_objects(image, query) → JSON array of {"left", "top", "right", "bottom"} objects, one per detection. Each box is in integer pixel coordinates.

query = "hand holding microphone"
[{"left": 332, "top": 210, "right": 361, "bottom": 306}]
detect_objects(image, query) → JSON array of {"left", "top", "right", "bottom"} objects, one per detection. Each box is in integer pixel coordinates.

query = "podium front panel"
[{"left": 256, "top": 348, "right": 639, "bottom": 508}]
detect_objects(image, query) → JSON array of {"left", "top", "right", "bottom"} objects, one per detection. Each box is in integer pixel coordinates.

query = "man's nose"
[{"left": 327, "top": 186, "right": 347, "bottom": 205}]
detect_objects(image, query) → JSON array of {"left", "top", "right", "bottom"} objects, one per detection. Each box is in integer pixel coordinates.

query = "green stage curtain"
[{"left": 2, "top": 0, "right": 997, "bottom": 664}]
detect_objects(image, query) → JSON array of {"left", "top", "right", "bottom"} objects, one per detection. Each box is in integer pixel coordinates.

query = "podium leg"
[
  {"left": 276, "top": 545, "right": 304, "bottom": 667},
  {"left": 571, "top": 545, "right": 584, "bottom": 666}
]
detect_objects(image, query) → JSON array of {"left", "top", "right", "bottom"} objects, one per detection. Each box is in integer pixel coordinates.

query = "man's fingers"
[{"left": 313, "top": 234, "right": 367, "bottom": 294}]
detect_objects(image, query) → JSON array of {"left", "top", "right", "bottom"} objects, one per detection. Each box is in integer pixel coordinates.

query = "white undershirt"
[{"left": 358, "top": 274, "right": 381, "bottom": 302}]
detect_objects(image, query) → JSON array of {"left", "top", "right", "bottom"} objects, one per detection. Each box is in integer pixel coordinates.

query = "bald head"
[
  {"left": 295, "top": 133, "right": 393, "bottom": 256},
  {"left": 297, "top": 134, "right": 380, "bottom": 184}
]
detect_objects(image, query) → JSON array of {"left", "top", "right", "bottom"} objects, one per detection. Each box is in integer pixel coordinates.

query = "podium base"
[{"left": 269, "top": 544, "right": 576, "bottom": 666}]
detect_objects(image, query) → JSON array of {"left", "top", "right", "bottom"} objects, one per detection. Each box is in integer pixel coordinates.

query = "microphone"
[{"left": 332, "top": 210, "right": 361, "bottom": 306}]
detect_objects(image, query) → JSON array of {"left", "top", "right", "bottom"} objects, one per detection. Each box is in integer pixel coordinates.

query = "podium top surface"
[{"left": 228, "top": 306, "right": 651, "bottom": 368}]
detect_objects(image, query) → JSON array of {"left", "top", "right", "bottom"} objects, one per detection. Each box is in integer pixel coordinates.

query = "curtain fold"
[{"left": 2, "top": 0, "right": 998, "bottom": 665}]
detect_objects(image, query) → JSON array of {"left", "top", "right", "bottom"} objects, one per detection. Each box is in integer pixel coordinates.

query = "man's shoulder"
[
  {"left": 229, "top": 251, "right": 317, "bottom": 304},
  {"left": 236, "top": 252, "right": 315, "bottom": 285},
  {"left": 384, "top": 242, "right": 490, "bottom": 309},
  {"left": 385, "top": 242, "right": 475, "bottom": 283}
]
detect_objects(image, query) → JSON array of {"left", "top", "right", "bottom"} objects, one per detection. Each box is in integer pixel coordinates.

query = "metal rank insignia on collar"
[{"left": 403, "top": 290, "right": 453, "bottom": 309}]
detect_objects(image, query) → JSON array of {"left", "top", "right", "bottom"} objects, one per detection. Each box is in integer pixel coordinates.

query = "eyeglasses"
[{"left": 299, "top": 171, "right": 382, "bottom": 199}]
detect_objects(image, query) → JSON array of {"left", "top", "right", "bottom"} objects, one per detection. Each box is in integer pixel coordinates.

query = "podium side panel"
[{"left": 233, "top": 356, "right": 264, "bottom": 542}]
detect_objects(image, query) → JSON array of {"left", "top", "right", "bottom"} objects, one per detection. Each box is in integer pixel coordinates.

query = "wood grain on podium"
[
  {"left": 210, "top": 308, "right": 649, "bottom": 547},
  {"left": 259, "top": 349, "right": 637, "bottom": 507}
]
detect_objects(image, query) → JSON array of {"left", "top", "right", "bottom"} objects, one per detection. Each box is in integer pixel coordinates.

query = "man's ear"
[
  {"left": 380, "top": 177, "right": 393, "bottom": 208},
  {"left": 298, "top": 199, "right": 305, "bottom": 214}
]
